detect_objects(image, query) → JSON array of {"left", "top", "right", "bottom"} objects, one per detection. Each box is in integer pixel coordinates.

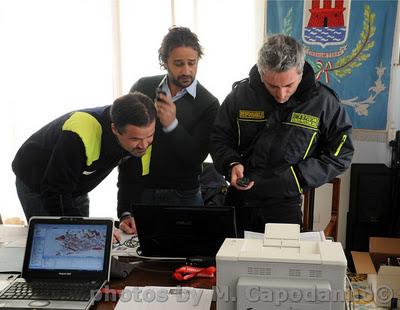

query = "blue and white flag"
[{"left": 266, "top": 0, "right": 398, "bottom": 130}]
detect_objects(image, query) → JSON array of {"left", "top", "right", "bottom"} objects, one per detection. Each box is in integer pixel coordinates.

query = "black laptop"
[
  {"left": 132, "top": 205, "right": 237, "bottom": 258},
  {"left": 0, "top": 216, "right": 113, "bottom": 309}
]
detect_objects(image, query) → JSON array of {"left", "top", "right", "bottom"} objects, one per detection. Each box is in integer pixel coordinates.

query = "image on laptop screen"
[
  {"left": 0, "top": 217, "right": 113, "bottom": 310},
  {"left": 28, "top": 224, "right": 107, "bottom": 271}
]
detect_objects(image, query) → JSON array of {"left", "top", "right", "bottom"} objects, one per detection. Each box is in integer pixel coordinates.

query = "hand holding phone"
[
  {"left": 155, "top": 75, "right": 168, "bottom": 102},
  {"left": 155, "top": 88, "right": 167, "bottom": 101},
  {"left": 237, "top": 177, "right": 251, "bottom": 187}
]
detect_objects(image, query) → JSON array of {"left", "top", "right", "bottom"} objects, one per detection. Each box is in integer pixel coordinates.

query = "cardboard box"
[{"left": 351, "top": 237, "right": 400, "bottom": 308}]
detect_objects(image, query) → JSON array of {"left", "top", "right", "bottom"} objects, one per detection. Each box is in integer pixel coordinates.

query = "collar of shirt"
[{"left": 160, "top": 77, "right": 198, "bottom": 101}]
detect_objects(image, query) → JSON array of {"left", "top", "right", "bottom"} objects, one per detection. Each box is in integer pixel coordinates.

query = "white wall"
[
  {"left": 0, "top": 0, "right": 262, "bottom": 223},
  {"left": 0, "top": 0, "right": 114, "bottom": 223}
]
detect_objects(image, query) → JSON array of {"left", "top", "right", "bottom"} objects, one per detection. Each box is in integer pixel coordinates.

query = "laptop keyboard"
[{"left": 0, "top": 281, "right": 100, "bottom": 301}]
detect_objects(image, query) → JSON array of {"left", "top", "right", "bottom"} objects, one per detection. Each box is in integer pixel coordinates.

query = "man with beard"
[
  {"left": 210, "top": 34, "right": 354, "bottom": 235},
  {"left": 118, "top": 27, "right": 219, "bottom": 234},
  {"left": 12, "top": 92, "right": 156, "bottom": 221}
]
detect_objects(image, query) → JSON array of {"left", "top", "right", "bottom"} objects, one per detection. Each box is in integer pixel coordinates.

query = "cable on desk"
[
  {"left": 133, "top": 247, "right": 186, "bottom": 261},
  {"left": 346, "top": 274, "right": 355, "bottom": 310},
  {"left": 122, "top": 236, "right": 139, "bottom": 248}
]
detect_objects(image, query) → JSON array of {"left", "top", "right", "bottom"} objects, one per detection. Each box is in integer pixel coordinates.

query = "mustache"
[{"left": 178, "top": 75, "right": 192, "bottom": 80}]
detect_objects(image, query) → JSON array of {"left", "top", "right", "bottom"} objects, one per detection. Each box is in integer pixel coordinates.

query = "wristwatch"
[{"left": 119, "top": 212, "right": 132, "bottom": 221}]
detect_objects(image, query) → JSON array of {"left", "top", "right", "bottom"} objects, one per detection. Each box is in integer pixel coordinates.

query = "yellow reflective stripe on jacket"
[
  {"left": 290, "top": 166, "right": 303, "bottom": 194},
  {"left": 282, "top": 121, "right": 318, "bottom": 131},
  {"left": 62, "top": 112, "right": 102, "bottom": 166},
  {"left": 237, "top": 119, "right": 267, "bottom": 123},
  {"left": 239, "top": 110, "right": 264, "bottom": 119},
  {"left": 141, "top": 145, "right": 152, "bottom": 176},
  {"left": 290, "top": 112, "right": 319, "bottom": 129},
  {"left": 303, "top": 132, "right": 317, "bottom": 159},
  {"left": 334, "top": 134, "right": 347, "bottom": 156}
]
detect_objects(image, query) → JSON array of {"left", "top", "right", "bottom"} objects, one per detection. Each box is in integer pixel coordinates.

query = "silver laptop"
[{"left": 0, "top": 216, "right": 114, "bottom": 309}]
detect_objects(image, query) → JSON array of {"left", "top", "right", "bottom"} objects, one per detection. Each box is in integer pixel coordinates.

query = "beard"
[
  {"left": 169, "top": 74, "right": 194, "bottom": 89},
  {"left": 130, "top": 147, "right": 148, "bottom": 157}
]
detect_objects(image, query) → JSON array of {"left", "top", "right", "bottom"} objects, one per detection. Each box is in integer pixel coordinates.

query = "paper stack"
[{"left": 115, "top": 286, "right": 213, "bottom": 310}]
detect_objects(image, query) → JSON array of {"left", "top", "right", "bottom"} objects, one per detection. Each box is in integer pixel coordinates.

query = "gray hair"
[{"left": 257, "top": 34, "right": 305, "bottom": 76}]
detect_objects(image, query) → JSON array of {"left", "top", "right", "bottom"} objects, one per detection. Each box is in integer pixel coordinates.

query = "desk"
[
  {"left": 93, "top": 260, "right": 216, "bottom": 310},
  {"left": 0, "top": 224, "right": 215, "bottom": 309},
  {"left": 347, "top": 274, "right": 385, "bottom": 310},
  {"left": 94, "top": 263, "right": 387, "bottom": 310},
  {"left": 0, "top": 225, "right": 383, "bottom": 310}
]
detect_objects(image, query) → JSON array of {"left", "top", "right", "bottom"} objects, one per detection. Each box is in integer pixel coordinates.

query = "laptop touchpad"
[{"left": 29, "top": 300, "right": 51, "bottom": 307}]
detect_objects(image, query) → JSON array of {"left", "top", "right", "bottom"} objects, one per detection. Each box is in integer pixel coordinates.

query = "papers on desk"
[
  {"left": 115, "top": 286, "right": 213, "bottom": 310},
  {"left": 300, "top": 230, "right": 327, "bottom": 241},
  {"left": 244, "top": 230, "right": 327, "bottom": 241},
  {"left": 0, "top": 248, "right": 24, "bottom": 272},
  {"left": 0, "top": 225, "right": 27, "bottom": 248},
  {"left": 112, "top": 230, "right": 140, "bottom": 257},
  {"left": 0, "top": 225, "right": 27, "bottom": 272},
  {"left": 0, "top": 274, "right": 19, "bottom": 292}
]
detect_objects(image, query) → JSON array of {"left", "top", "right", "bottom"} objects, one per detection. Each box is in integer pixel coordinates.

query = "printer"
[{"left": 216, "top": 223, "right": 347, "bottom": 310}]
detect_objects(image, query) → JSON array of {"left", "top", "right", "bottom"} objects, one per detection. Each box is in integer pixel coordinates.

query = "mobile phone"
[
  {"left": 155, "top": 88, "right": 167, "bottom": 101},
  {"left": 237, "top": 177, "right": 251, "bottom": 187},
  {"left": 155, "top": 75, "right": 167, "bottom": 101}
]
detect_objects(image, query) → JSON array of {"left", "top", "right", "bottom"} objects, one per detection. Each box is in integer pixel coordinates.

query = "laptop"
[
  {"left": 132, "top": 205, "right": 237, "bottom": 258},
  {"left": 0, "top": 216, "right": 114, "bottom": 309}
]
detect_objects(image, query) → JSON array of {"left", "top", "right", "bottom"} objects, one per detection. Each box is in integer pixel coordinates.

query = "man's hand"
[
  {"left": 113, "top": 229, "right": 121, "bottom": 244},
  {"left": 230, "top": 164, "right": 254, "bottom": 190},
  {"left": 119, "top": 216, "right": 137, "bottom": 234},
  {"left": 155, "top": 92, "right": 176, "bottom": 128}
]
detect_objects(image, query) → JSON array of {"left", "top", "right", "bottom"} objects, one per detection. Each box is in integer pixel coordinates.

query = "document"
[
  {"left": 115, "top": 286, "right": 213, "bottom": 310},
  {"left": 244, "top": 230, "right": 326, "bottom": 241},
  {"left": 0, "top": 247, "right": 24, "bottom": 272},
  {"left": 112, "top": 230, "right": 140, "bottom": 257},
  {"left": 0, "top": 225, "right": 26, "bottom": 273},
  {"left": 0, "top": 274, "right": 19, "bottom": 292},
  {"left": 300, "top": 230, "right": 327, "bottom": 241},
  {"left": 0, "top": 225, "right": 27, "bottom": 248}
]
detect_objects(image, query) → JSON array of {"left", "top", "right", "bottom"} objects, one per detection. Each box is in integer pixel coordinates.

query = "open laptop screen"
[
  {"left": 29, "top": 223, "right": 107, "bottom": 271},
  {"left": 132, "top": 205, "right": 237, "bottom": 258},
  {"left": 22, "top": 217, "right": 113, "bottom": 281}
]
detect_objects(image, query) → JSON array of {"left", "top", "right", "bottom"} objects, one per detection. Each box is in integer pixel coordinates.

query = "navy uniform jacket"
[
  {"left": 12, "top": 106, "right": 129, "bottom": 215},
  {"left": 210, "top": 63, "right": 354, "bottom": 201}
]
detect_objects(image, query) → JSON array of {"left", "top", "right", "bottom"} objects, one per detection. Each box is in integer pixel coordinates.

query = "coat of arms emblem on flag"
[{"left": 266, "top": 0, "right": 398, "bottom": 130}]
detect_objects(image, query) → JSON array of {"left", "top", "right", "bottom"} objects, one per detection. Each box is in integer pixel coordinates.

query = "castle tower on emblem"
[
  {"left": 307, "top": 0, "right": 345, "bottom": 28},
  {"left": 303, "top": 0, "right": 351, "bottom": 47}
]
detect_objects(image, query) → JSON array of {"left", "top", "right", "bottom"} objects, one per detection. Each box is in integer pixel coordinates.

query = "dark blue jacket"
[
  {"left": 12, "top": 106, "right": 129, "bottom": 215},
  {"left": 210, "top": 63, "right": 354, "bottom": 200}
]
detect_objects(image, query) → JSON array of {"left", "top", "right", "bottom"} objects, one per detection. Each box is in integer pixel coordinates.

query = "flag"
[{"left": 266, "top": 0, "right": 398, "bottom": 130}]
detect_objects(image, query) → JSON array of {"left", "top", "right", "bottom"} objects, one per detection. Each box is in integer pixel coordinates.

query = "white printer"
[{"left": 216, "top": 224, "right": 347, "bottom": 310}]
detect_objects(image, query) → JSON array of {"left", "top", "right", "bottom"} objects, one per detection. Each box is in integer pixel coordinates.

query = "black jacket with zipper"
[
  {"left": 12, "top": 106, "right": 130, "bottom": 215},
  {"left": 210, "top": 62, "right": 354, "bottom": 201}
]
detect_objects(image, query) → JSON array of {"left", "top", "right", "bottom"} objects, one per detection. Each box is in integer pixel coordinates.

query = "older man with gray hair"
[{"left": 210, "top": 34, "right": 354, "bottom": 235}]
